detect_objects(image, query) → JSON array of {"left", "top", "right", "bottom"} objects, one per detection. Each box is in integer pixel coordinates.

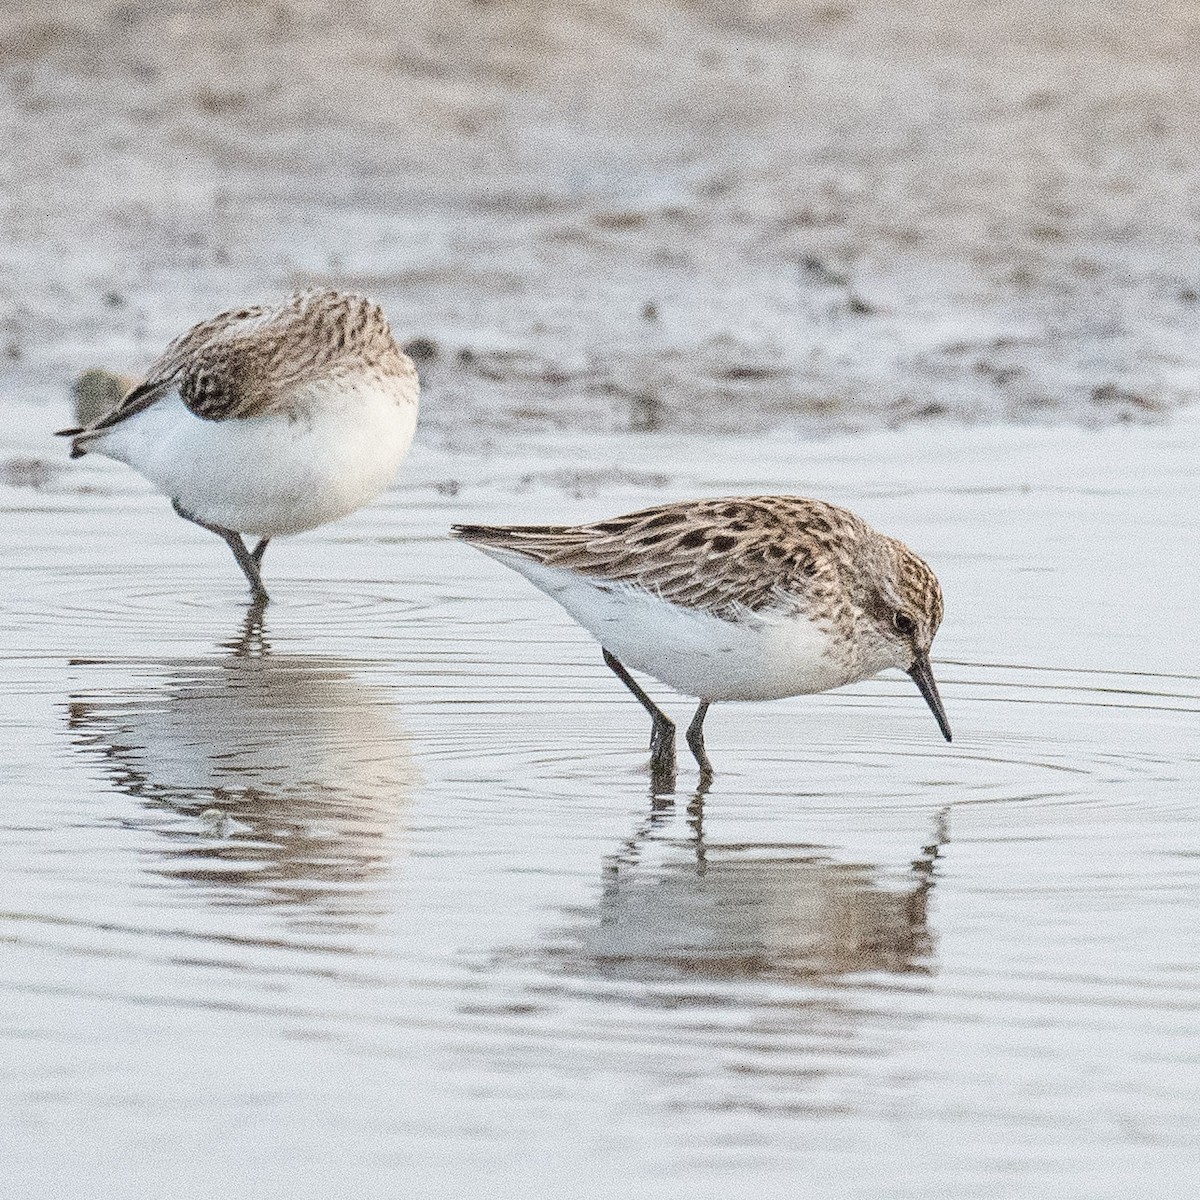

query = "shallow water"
[{"left": 3, "top": 417, "right": 1199, "bottom": 1198}]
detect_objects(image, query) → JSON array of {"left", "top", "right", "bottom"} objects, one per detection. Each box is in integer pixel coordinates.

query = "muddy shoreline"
[{"left": 4, "top": 0, "right": 1199, "bottom": 436}]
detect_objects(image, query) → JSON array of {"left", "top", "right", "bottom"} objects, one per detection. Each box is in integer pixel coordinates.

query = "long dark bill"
[{"left": 907, "top": 652, "right": 953, "bottom": 742}]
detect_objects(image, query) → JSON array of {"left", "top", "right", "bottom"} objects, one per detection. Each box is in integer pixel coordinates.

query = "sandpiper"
[
  {"left": 57, "top": 289, "right": 420, "bottom": 605},
  {"left": 452, "top": 496, "right": 951, "bottom": 783}
]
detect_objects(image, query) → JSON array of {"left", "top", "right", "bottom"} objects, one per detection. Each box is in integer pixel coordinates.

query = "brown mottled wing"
[
  {"left": 168, "top": 291, "right": 402, "bottom": 421},
  {"left": 452, "top": 496, "right": 866, "bottom": 618},
  {"left": 155, "top": 303, "right": 284, "bottom": 421}
]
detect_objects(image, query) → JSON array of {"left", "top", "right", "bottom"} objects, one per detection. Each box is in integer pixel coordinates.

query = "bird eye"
[{"left": 892, "top": 611, "right": 916, "bottom": 636}]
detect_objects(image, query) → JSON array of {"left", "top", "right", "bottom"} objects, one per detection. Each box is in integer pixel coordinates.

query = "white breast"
[
  {"left": 91, "top": 377, "right": 418, "bottom": 537},
  {"left": 481, "top": 551, "right": 854, "bottom": 702}
]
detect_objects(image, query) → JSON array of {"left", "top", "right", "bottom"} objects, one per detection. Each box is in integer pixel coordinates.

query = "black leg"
[
  {"left": 172, "top": 499, "right": 270, "bottom": 605},
  {"left": 250, "top": 538, "right": 270, "bottom": 567},
  {"left": 686, "top": 701, "right": 714, "bottom": 783},
  {"left": 603, "top": 649, "right": 676, "bottom": 788}
]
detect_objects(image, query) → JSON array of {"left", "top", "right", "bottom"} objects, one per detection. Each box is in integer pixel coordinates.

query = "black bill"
[{"left": 907, "top": 651, "right": 952, "bottom": 742}]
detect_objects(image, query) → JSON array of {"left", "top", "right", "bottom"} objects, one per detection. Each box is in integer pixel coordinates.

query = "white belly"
[
  {"left": 92, "top": 383, "right": 418, "bottom": 537},
  {"left": 485, "top": 552, "right": 854, "bottom": 702}
]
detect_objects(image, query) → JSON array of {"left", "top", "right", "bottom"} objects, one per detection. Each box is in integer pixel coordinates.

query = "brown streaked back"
[{"left": 451, "top": 496, "right": 882, "bottom": 621}]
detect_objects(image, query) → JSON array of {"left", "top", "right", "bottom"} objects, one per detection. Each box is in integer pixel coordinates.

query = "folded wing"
[{"left": 453, "top": 496, "right": 863, "bottom": 620}]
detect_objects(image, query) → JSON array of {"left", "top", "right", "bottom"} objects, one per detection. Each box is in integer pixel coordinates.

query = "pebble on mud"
[
  {"left": 1, "top": 456, "right": 57, "bottom": 490},
  {"left": 72, "top": 368, "right": 138, "bottom": 426},
  {"left": 798, "top": 254, "right": 849, "bottom": 287},
  {"left": 403, "top": 337, "right": 439, "bottom": 365},
  {"left": 1090, "top": 383, "right": 1162, "bottom": 415}
]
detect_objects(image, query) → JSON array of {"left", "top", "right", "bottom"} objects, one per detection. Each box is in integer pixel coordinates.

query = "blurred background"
[{"left": 4, "top": 0, "right": 1197, "bottom": 438}]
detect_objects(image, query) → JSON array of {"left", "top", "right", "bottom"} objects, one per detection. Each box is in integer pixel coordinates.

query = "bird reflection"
[
  {"left": 551, "top": 789, "right": 947, "bottom": 984},
  {"left": 65, "top": 616, "right": 419, "bottom": 927}
]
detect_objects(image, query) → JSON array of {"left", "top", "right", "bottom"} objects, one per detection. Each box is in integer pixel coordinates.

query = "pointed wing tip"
[
  {"left": 54, "top": 426, "right": 89, "bottom": 457},
  {"left": 450, "top": 524, "right": 516, "bottom": 549},
  {"left": 450, "top": 525, "right": 556, "bottom": 567}
]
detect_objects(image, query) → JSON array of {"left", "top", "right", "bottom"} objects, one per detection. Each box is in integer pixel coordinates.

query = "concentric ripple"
[{"left": 5, "top": 428, "right": 1200, "bottom": 1199}]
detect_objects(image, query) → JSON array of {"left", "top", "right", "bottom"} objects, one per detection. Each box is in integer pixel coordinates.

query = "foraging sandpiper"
[{"left": 453, "top": 495, "right": 951, "bottom": 783}]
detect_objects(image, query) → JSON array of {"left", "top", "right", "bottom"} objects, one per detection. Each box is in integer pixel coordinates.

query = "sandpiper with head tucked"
[
  {"left": 452, "top": 496, "right": 951, "bottom": 784},
  {"left": 57, "top": 289, "right": 420, "bottom": 605}
]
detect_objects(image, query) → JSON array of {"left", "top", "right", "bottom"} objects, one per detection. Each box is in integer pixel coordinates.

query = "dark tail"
[
  {"left": 446, "top": 523, "right": 511, "bottom": 547},
  {"left": 450, "top": 523, "right": 563, "bottom": 546},
  {"left": 450, "top": 523, "right": 503, "bottom": 544}
]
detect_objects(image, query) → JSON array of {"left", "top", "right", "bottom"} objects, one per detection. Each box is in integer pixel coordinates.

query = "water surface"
[{"left": 3, "top": 418, "right": 1199, "bottom": 1198}]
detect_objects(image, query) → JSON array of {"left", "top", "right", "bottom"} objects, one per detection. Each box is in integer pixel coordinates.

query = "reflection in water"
[
  {"left": 553, "top": 791, "right": 947, "bottom": 984},
  {"left": 65, "top": 617, "right": 419, "bottom": 926}
]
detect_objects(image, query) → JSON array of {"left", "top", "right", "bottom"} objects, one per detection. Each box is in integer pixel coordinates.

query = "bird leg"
[
  {"left": 603, "top": 649, "right": 676, "bottom": 789},
  {"left": 685, "top": 701, "right": 714, "bottom": 783},
  {"left": 171, "top": 499, "right": 270, "bottom": 605},
  {"left": 250, "top": 538, "right": 270, "bottom": 567}
]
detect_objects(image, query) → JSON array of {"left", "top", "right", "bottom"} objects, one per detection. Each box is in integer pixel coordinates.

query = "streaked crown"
[{"left": 872, "top": 538, "right": 944, "bottom": 667}]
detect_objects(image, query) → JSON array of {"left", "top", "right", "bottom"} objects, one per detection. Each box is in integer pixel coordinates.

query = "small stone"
[
  {"left": 1090, "top": 383, "right": 1160, "bottom": 412},
  {"left": 1, "top": 456, "right": 56, "bottom": 490},
  {"left": 72, "top": 368, "right": 138, "bottom": 426},
  {"left": 799, "top": 254, "right": 848, "bottom": 287},
  {"left": 403, "top": 336, "right": 439, "bottom": 364}
]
